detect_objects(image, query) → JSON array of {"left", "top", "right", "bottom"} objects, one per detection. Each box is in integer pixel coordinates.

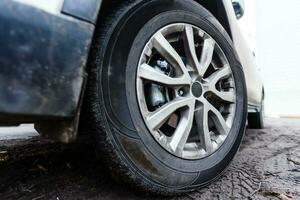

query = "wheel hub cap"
[{"left": 191, "top": 82, "right": 203, "bottom": 98}]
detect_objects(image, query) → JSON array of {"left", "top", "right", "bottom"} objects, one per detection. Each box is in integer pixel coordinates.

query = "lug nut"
[{"left": 178, "top": 89, "right": 184, "bottom": 96}]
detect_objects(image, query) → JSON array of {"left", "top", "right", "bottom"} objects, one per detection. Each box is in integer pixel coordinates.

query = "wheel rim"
[{"left": 136, "top": 23, "right": 236, "bottom": 160}]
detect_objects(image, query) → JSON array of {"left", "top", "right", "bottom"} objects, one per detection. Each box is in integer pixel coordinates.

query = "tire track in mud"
[{"left": 180, "top": 118, "right": 300, "bottom": 200}]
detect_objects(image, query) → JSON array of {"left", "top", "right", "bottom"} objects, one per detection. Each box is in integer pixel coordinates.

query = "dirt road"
[{"left": 0, "top": 118, "right": 299, "bottom": 200}]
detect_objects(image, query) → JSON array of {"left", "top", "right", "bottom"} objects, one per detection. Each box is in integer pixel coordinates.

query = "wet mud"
[{"left": 0, "top": 118, "right": 299, "bottom": 200}]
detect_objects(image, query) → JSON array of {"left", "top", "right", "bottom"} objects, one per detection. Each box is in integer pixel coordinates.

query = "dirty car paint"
[{"left": 0, "top": 0, "right": 94, "bottom": 120}]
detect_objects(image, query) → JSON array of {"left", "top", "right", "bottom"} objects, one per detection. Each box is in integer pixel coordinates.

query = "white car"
[{"left": 0, "top": 0, "right": 264, "bottom": 195}]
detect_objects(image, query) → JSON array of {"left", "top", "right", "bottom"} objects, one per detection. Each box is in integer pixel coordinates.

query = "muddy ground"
[{"left": 0, "top": 118, "right": 299, "bottom": 200}]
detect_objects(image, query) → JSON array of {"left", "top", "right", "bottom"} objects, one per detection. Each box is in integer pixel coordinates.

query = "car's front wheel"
[{"left": 83, "top": 0, "right": 247, "bottom": 195}]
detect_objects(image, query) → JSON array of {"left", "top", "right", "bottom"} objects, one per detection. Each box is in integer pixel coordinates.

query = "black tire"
[
  {"left": 83, "top": 0, "right": 247, "bottom": 195},
  {"left": 248, "top": 97, "right": 265, "bottom": 129}
]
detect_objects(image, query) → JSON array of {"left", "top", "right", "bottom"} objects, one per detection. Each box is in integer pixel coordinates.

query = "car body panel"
[
  {"left": 62, "top": 0, "right": 102, "bottom": 24},
  {"left": 13, "top": 0, "right": 64, "bottom": 15},
  {"left": 223, "top": 0, "right": 263, "bottom": 108},
  {"left": 0, "top": 0, "right": 95, "bottom": 121}
]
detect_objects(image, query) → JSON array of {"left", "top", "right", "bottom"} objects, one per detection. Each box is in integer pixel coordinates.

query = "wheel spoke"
[
  {"left": 199, "top": 38, "right": 215, "bottom": 76},
  {"left": 169, "top": 100, "right": 195, "bottom": 155},
  {"left": 211, "top": 89, "right": 235, "bottom": 103},
  {"left": 183, "top": 25, "right": 201, "bottom": 73},
  {"left": 207, "top": 65, "right": 231, "bottom": 85},
  {"left": 203, "top": 65, "right": 234, "bottom": 102},
  {"left": 153, "top": 32, "right": 189, "bottom": 77},
  {"left": 206, "top": 101, "right": 230, "bottom": 134},
  {"left": 146, "top": 97, "right": 194, "bottom": 131},
  {"left": 138, "top": 63, "right": 190, "bottom": 86},
  {"left": 195, "top": 105, "right": 213, "bottom": 153}
]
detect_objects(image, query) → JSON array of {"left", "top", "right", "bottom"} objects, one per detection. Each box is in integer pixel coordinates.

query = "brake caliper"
[{"left": 147, "top": 59, "right": 173, "bottom": 110}]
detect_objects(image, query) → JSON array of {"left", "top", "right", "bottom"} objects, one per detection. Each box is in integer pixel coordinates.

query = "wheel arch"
[
  {"left": 193, "top": 0, "right": 233, "bottom": 39},
  {"left": 96, "top": 0, "right": 233, "bottom": 39}
]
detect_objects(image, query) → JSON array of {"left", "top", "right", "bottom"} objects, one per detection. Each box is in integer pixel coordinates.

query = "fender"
[{"left": 194, "top": 0, "right": 232, "bottom": 39}]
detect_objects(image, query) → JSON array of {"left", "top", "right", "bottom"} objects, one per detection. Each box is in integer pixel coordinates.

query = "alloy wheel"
[{"left": 136, "top": 23, "right": 236, "bottom": 159}]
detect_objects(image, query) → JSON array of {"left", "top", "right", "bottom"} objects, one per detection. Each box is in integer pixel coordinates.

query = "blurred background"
[{"left": 239, "top": 0, "right": 300, "bottom": 118}]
